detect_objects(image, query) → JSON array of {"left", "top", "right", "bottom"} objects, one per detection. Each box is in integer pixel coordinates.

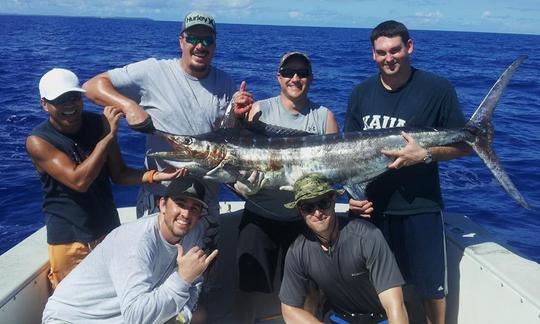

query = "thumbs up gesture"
[{"left": 176, "top": 245, "right": 219, "bottom": 284}]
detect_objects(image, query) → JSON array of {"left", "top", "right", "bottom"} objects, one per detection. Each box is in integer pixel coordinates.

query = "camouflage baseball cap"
[{"left": 284, "top": 173, "right": 344, "bottom": 209}]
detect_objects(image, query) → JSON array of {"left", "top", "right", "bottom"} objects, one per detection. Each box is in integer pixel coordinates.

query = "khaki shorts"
[{"left": 47, "top": 237, "right": 104, "bottom": 289}]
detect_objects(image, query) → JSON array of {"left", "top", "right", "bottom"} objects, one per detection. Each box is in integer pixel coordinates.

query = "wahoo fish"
[{"left": 149, "top": 56, "right": 531, "bottom": 210}]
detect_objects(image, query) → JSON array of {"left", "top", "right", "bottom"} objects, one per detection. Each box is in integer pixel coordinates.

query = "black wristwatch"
[{"left": 423, "top": 148, "right": 433, "bottom": 164}]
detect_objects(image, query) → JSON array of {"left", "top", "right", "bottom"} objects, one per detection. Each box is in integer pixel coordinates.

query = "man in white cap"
[
  {"left": 26, "top": 68, "right": 182, "bottom": 289},
  {"left": 43, "top": 176, "right": 217, "bottom": 324},
  {"left": 235, "top": 52, "right": 339, "bottom": 322}
]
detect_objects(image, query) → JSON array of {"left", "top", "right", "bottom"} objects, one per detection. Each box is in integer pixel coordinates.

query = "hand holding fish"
[
  {"left": 348, "top": 198, "right": 374, "bottom": 218},
  {"left": 176, "top": 245, "right": 219, "bottom": 284},
  {"left": 233, "top": 170, "right": 267, "bottom": 196},
  {"left": 382, "top": 131, "right": 429, "bottom": 169},
  {"left": 233, "top": 81, "right": 253, "bottom": 119},
  {"left": 152, "top": 167, "right": 188, "bottom": 182}
]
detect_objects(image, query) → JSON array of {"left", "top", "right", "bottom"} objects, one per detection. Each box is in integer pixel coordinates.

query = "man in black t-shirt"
[
  {"left": 279, "top": 174, "right": 408, "bottom": 324},
  {"left": 344, "top": 21, "right": 471, "bottom": 324}
]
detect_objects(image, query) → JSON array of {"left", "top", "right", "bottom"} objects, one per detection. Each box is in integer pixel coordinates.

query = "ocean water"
[{"left": 1, "top": 15, "right": 539, "bottom": 262}]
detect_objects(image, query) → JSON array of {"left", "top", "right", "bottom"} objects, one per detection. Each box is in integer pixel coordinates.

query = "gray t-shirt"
[
  {"left": 279, "top": 218, "right": 404, "bottom": 314},
  {"left": 108, "top": 57, "right": 236, "bottom": 218},
  {"left": 245, "top": 95, "right": 330, "bottom": 221},
  {"left": 42, "top": 214, "right": 204, "bottom": 324}
]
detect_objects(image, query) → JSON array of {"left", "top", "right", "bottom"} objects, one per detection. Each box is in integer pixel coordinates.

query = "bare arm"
[
  {"left": 382, "top": 131, "right": 472, "bottom": 169},
  {"left": 325, "top": 110, "right": 339, "bottom": 134},
  {"left": 83, "top": 72, "right": 149, "bottom": 125},
  {"left": 378, "top": 286, "right": 409, "bottom": 324},
  {"left": 26, "top": 130, "right": 115, "bottom": 193},
  {"left": 281, "top": 303, "right": 323, "bottom": 324},
  {"left": 246, "top": 101, "right": 261, "bottom": 122}
]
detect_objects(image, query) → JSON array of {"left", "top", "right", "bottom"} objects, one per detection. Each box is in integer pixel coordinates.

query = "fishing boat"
[{"left": 1, "top": 202, "right": 539, "bottom": 323}]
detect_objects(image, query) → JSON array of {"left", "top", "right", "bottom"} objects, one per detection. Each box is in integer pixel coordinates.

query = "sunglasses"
[
  {"left": 184, "top": 35, "right": 215, "bottom": 47},
  {"left": 299, "top": 196, "right": 333, "bottom": 214},
  {"left": 46, "top": 92, "right": 82, "bottom": 105},
  {"left": 279, "top": 68, "right": 311, "bottom": 78}
]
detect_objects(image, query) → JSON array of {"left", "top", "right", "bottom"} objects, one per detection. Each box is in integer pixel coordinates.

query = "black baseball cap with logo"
[{"left": 165, "top": 176, "right": 208, "bottom": 209}]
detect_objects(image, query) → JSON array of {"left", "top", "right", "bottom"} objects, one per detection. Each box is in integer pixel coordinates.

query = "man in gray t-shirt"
[
  {"left": 83, "top": 13, "right": 252, "bottom": 321},
  {"left": 83, "top": 11, "right": 252, "bottom": 254},
  {"left": 279, "top": 174, "right": 408, "bottom": 324}
]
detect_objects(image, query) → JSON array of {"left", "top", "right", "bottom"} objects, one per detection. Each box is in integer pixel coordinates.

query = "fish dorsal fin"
[{"left": 244, "top": 120, "right": 313, "bottom": 138}]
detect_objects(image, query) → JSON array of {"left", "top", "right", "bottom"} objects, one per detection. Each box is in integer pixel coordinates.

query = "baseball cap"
[
  {"left": 284, "top": 173, "right": 344, "bottom": 209},
  {"left": 181, "top": 11, "right": 216, "bottom": 34},
  {"left": 278, "top": 52, "right": 312, "bottom": 73},
  {"left": 39, "top": 68, "right": 86, "bottom": 101},
  {"left": 165, "top": 176, "right": 208, "bottom": 209}
]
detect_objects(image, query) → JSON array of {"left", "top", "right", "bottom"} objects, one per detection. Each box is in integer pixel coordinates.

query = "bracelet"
[{"left": 143, "top": 170, "right": 157, "bottom": 184}]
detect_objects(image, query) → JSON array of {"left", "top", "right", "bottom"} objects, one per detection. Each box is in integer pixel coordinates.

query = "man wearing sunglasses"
[
  {"left": 26, "top": 68, "right": 183, "bottom": 289},
  {"left": 235, "top": 52, "right": 339, "bottom": 322},
  {"left": 279, "top": 174, "right": 408, "bottom": 324},
  {"left": 82, "top": 11, "right": 252, "bottom": 307}
]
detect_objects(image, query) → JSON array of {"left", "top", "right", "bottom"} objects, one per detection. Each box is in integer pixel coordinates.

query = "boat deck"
[{"left": 1, "top": 202, "right": 540, "bottom": 323}]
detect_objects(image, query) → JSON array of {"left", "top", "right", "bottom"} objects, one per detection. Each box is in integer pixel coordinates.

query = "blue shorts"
[{"left": 375, "top": 212, "right": 447, "bottom": 299}]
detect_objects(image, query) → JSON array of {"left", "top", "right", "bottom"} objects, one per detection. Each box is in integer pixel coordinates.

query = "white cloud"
[
  {"left": 414, "top": 11, "right": 443, "bottom": 23},
  {"left": 288, "top": 11, "right": 303, "bottom": 19},
  {"left": 481, "top": 11, "right": 491, "bottom": 18}
]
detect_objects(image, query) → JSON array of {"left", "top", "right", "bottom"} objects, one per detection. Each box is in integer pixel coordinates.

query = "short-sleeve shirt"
[
  {"left": 344, "top": 69, "right": 466, "bottom": 215},
  {"left": 279, "top": 218, "right": 404, "bottom": 314},
  {"left": 108, "top": 57, "right": 236, "bottom": 213}
]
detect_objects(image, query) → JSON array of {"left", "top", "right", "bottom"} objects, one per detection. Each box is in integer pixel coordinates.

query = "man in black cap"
[
  {"left": 279, "top": 174, "right": 408, "bottom": 324},
  {"left": 43, "top": 176, "right": 217, "bottom": 324}
]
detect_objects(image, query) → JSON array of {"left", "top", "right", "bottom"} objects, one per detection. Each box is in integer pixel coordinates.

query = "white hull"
[{"left": 1, "top": 203, "right": 539, "bottom": 323}]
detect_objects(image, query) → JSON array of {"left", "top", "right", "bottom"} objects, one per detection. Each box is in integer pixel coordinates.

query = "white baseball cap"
[{"left": 39, "top": 68, "right": 85, "bottom": 100}]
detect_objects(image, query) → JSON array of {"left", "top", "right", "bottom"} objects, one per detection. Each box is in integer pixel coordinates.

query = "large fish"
[{"left": 149, "top": 56, "right": 531, "bottom": 210}]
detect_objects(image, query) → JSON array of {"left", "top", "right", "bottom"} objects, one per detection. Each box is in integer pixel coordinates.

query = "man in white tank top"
[{"left": 235, "top": 52, "right": 339, "bottom": 322}]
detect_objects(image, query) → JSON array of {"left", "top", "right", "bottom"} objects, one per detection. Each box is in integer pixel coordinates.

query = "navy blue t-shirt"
[
  {"left": 344, "top": 68, "right": 466, "bottom": 215},
  {"left": 29, "top": 112, "right": 120, "bottom": 244}
]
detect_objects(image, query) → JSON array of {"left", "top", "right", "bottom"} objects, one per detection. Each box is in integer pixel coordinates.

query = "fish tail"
[{"left": 465, "top": 56, "right": 531, "bottom": 210}]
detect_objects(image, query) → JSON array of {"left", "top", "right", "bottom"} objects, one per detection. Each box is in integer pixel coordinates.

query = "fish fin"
[
  {"left": 466, "top": 56, "right": 532, "bottom": 210},
  {"left": 245, "top": 121, "right": 312, "bottom": 137},
  {"left": 343, "top": 182, "right": 368, "bottom": 200}
]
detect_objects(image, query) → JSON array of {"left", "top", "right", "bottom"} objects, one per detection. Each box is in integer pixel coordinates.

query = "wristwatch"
[{"left": 423, "top": 148, "right": 433, "bottom": 164}]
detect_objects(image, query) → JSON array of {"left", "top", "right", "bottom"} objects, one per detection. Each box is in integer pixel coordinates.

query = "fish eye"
[{"left": 183, "top": 137, "right": 193, "bottom": 145}]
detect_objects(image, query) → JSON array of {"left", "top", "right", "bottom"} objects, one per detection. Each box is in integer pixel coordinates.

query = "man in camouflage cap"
[{"left": 279, "top": 173, "right": 408, "bottom": 324}]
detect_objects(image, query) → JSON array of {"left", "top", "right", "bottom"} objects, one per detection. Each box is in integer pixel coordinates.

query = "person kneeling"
[
  {"left": 279, "top": 174, "right": 408, "bottom": 324},
  {"left": 42, "top": 176, "right": 218, "bottom": 324}
]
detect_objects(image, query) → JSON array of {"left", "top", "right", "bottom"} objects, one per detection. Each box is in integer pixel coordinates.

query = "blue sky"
[{"left": 1, "top": 0, "right": 539, "bottom": 35}]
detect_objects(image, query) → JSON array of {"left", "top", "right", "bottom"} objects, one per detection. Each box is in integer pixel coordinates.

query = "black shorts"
[{"left": 237, "top": 209, "right": 305, "bottom": 293}]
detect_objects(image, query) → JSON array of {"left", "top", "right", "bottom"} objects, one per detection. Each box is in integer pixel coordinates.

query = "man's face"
[
  {"left": 372, "top": 36, "right": 413, "bottom": 77},
  {"left": 277, "top": 57, "right": 313, "bottom": 101},
  {"left": 299, "top": 193, "right": 336, "bottom": 235},
  {"left": 179, "top": 25, "right": 216, "bottom": 77},
  {"left": 41, "top": 91, "right": 84, "bottom": 133},
  {"left": 159, "top": 196, "right": 203, "bottom": 244}
]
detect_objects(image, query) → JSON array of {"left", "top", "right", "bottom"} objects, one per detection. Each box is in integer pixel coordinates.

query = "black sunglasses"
[
  {"left": 299, "top": 196, "right": 333, "bottom": 214},
  {"left": 184, "top": 35, "right": 215, "bottom": 47},
  {"left": 279, "top": 68, "right": 311, "bottom": 78},
  {"left": 46, "top": 92, "right": 82, "bottom": 105}
]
